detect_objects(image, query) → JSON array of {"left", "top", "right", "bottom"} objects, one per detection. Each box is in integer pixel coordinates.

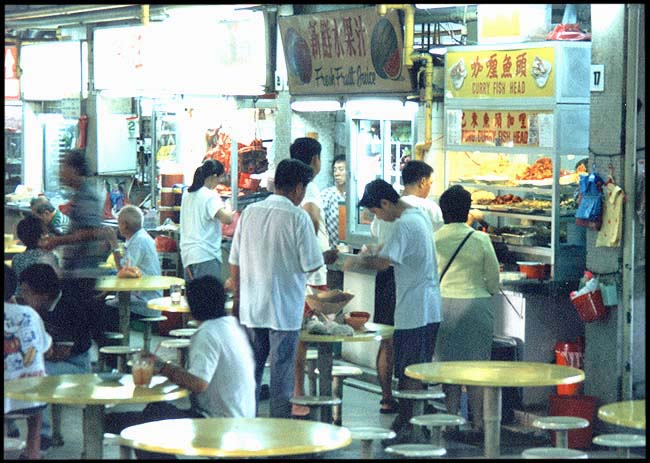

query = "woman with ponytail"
[{"left": 180, "top": 159, "right": 234, "bottom": 282}]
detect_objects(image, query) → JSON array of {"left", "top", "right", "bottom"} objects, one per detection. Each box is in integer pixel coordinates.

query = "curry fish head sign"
[{"left": 279, "top": 7, "right": 413, "bottom": 96}]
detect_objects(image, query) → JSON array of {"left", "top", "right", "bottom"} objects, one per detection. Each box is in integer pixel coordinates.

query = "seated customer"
[
  {"left": 105, "top": 275, "right": 256, "bottom": 459},
  {"left": 31, "top": 196, "right": 70, "bottom": 236},
  {"left": 12, "top": 215, "right": 60, "bottom": 301},
  {"left": 108, "top": 205, "right": 162, "bottom": 318},
  {"left": 19, "top": 263, "right": 95, "bottom": 450},
  {"left": 4, "top": 264, "right": 52, "bottom": 459}
]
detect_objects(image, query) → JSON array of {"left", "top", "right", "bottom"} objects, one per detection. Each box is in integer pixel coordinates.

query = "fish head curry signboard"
[{"left": 279, "top": 7, "right": 412, "bottom": 95}]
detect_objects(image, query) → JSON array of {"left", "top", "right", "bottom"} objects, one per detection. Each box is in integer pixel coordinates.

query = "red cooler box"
[{"left": 548, "top": 394, "right": 598, "bottom": 449}]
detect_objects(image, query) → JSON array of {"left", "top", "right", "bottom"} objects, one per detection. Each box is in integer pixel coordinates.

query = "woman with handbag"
[{"left": 434, "top": 185, "right": 500, "bottom": 435}]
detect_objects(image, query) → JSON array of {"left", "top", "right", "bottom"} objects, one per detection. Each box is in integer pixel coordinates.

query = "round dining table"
[
  {"left": 96, "top": 275, "right": 185, "bottom": 345},
  {"left": 147, "top": 295, "right": 234, "bottom": 327},
  {"left": 299, "top": 322, "right": 394, "bottom": 423},
  {"left": 4, "top": 373, "right": 188, "bottom": 459},
  {"left": 405, "top": 360, "right": 585, "bottom": 459},
  {"left": 598, "top": 399, "right": 646, "bottom": 430},
  {"left": 118, "top": 417, "right": 351, "bottom": 458}
]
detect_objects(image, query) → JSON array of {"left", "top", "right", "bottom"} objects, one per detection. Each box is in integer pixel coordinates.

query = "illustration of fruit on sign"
[
  {"left": 285, "top": 28, "right": 312, "bottom": 84},
  {"left": 371, "top": 18, "right": 402, "bottom": 80}
]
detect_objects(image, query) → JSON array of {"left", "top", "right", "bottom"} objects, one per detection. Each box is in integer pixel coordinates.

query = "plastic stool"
[
  {"left": 139, "top": 315, "right": 168, "bottom": 352},
  {"left": 384, "top": 443, "right": 447, "bottom": 458},
  {"left": 314, "top": 365, "right": 363, "bottom": 425},
  {"left": 96, "top": 332, "right": 125, "bottom": 370},
  {"left": 4, "top": 437, "right": 25, "bottom": 459},
  {"left": 186, "top": 319, "right": 198, "bottom": 328},
  {"left": 411, "top": 413, "right": 466, "bottom": 448},
  {"left": 289, "top": 396, "right": 341, "bottom": 422},
  {"left": 522, "top": 447, "right": 588, "bottom": 458},
  {"left": 532, "top": 416, "right": 590, "bottom": 448},
  {"left": 348, "top": 426, "right": 395, "bottom": 459},
  {"left": 393, "top": 388, "right": 446, "bottom": 418},
  {"left": 592, "top": 433, "right": 646, "bottom": 458},
  {"left": 160, "top": 338, "right": 190, "bottom": 367},
  {"left": 98, "top": 346, "right": 141, "bottom": 372},
  {"left": 168, "top": 328, "right": 197, "bottom": 338}
]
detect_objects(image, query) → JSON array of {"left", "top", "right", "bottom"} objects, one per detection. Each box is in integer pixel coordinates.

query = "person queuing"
[
  {"left": 288, "top": 137, "right": 332, "bottom": 418},
  {"left": 179, "top": 159, "right": 234, "bottom": 282},
  {"left": 105, "top": 275, "right": 256, "bottom": 459},
  {"left": 11, "top": 215, "right": 60, "bottom": 301},
  {"left": 229, "top": 159, "right": 334, "bottom": 419},
  {"left": 321, "top": 154, "right": 347, "bottom": 249},
  {"left": 434, "top": 185, "right": 500, "bottom": 437},
  {"left": 30, "top": 196, "right": 70, "bottom": 236},
  {"left": 344, "top": 179, "right": 442, "bottom": 445},
  {"left": 19, "top": 263, "right": 96, "bottom": 451},
  {"left": 107, "top": 205, "right": 162, "bottom": 318},
  {"left": 4, "top": 264, "right": 52, "bottom": 459},
  {"left": 367, "top": 160, "right": 443, "bottom": 415}
]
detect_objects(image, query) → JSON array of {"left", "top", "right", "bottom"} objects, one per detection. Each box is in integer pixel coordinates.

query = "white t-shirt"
[
  {"left": 377, "top": 207, "right": 442, "bottom": 330},
  {"left": 188, "top": 316, "right": 256, "bottom": 417},
  {"left": 302, "top": 182, "right": 329, "bottom": 286},
  {"left": 180, "top": 186, "right": 226, "bottom": 267},
  {"left": 229, "top": 194, "right": 324, "bottom": 331},
  {"left": 401, "top": 194, "right": 444, "bottom": 233},
  {"left": 4, "top": 302, "right": 52, "bottom": 413}
]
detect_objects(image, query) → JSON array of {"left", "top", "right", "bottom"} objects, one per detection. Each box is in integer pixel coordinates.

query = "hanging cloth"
[
  {"left": 575, "top": 171, "right": 605, "bottom": 231},
  {"left": 596, "top": 181, "right": 625, "bottom": 247}
]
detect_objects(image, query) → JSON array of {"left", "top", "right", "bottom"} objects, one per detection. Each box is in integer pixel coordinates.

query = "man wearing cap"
[{"left": 343, "top": 179, "right": 442, "bottom": 444}]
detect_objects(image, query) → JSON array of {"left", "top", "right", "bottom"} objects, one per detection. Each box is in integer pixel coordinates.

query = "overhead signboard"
[
  {"left": 279, "top": 7, "right": 413, "bottom": 95},
  {"left": 5, "top": 46, "right": 20, "bottom": 100}
]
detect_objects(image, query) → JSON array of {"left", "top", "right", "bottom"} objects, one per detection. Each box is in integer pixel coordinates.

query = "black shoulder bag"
[{"left": 439, "top": 230, "right": 475, "bottom": 283}]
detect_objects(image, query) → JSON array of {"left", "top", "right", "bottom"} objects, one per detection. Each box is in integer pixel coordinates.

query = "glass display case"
[
  {"left": 443, "top": 41, "right": 591, "bottom": 281},
  {"left": 345, "top": 103, "right": 417, "bottom": 248},
  {"left": 4, "top": 103, "right": 23, "bottom": 194}
]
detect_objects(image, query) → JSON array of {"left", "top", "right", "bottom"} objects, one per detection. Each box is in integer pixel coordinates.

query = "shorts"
[
  {"left": 304, "top": 284, "right": 328, "bottom": 317},
  {"left": 393, "top": 322, "right": 440, "bottom": 381},
  {"left": 374, "top": 267, "right": 395, "bottom": 325}
]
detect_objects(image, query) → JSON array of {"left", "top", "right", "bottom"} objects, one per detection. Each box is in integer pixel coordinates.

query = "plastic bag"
[{"left": 575, "top": 172, "right": 604, "bottom": 230}]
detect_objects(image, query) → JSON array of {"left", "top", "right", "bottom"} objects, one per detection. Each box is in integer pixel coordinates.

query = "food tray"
[
  {"left": 473, "top": 175, "right": 510, "bottom": 184},
  {"left": 502, "top": 232, "right": 536, "bottom": 246},
  {"left": 487, "top": 205, "right": 511, "bottom": 212}
]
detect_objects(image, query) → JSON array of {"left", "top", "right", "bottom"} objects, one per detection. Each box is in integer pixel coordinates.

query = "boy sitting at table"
[
  {"left": 4, "top": 264, "right": 53, "bottom": 459},
  {"left": 104, "top": 275, "right": 256, "bottom": 459}
]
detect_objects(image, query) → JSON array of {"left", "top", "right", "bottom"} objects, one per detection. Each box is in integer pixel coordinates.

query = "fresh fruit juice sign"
[
  {"left": 445, "top": 46, "right": 556, "bottom": 99},
  {"left": 279, "top": 8, "right": 412, "bottom": 95}
]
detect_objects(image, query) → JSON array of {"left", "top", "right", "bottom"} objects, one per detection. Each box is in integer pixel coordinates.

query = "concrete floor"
[{"left": 6, "top": 326, "right": 645, "bottom": 460}]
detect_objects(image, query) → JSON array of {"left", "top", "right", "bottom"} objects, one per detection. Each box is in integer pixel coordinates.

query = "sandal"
[
  {"left": 291, "top": 404, "right": 311, "bottom": 418},
  {"left": 379, "top": 397, "right": 399, "bottom": 414}
]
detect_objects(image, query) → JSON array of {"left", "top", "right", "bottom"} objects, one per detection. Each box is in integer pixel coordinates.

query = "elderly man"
[
  {"left": 31, "top": 196, "right": 70, "bottom": 236},
  {"left": 109, "top": 204, "right": 162, "bottom": 318},
  {"left": 229, "top": 158, "right": 336, "bottom": 418}
]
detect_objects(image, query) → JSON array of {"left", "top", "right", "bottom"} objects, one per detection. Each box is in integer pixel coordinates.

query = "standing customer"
[
  {"left": 401, "top": 160, "right": 444, "bottom": 233},
  {"left": 289, "top": 137, "right": 332, "bottom": 417},
  {"left": 229, "top": 159, "right": 325, "bottom": 418},
  {"left": 434, "top": 185, "right": 500, "bottom": 435},
  {"left": 105, "top": 275, "right": 256, "bottom": 459},
  {"left": 4, "top": 264, "right": 52, "bottom": 459},
  {"left": 108, "top": 205, "right": 162, "bottom": 318},
  {"left": 19, "top": 263, "right": 96, "bottom": 451},
  {"left": 344, "top": 179, "right": 442, "bottom": 442},
  {"left": 180, "top": 159, "right": 233, "bottom": 282},
  {"left": 321, "top": 154, "right": 347, "bottom": 249}
]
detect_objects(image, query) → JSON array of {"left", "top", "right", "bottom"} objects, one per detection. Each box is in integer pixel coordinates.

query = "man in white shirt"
[
  {"left": 105, "top": 275, "right": 256, "bottom": 459},
  {"left": 345, "top": 179, "right": 442, "bottom": 444},
  {"left": 229, "top": 158, "right": 331, "bottom": 418}
]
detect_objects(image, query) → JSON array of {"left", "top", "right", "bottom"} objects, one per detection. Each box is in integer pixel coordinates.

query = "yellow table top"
[
  {"left": 4, "top": 243, "right": 26, "bottom": 254},
  {"left": 5, "top": 259, "right": 12, "bottom": 267},
  {"left": 118, "top": 417, "right": 351, "bottom": 457},
  {"left": 405, "top": 361, "right": 585, "bottom": 387},
  {"left": 96, "top": 275, "right": 184, "bottom": 292},
  {"left": 4, "top": 373, "right": 188, "bottom": 405},
  {"left": 598, "top": 400, "right": 646, "bottom": 430},
  {"left": 299, "top": 322, "right": 394, "bottom": 343},
  {"left": 147, "top": 296, "right": 190, "bottom": 313}
]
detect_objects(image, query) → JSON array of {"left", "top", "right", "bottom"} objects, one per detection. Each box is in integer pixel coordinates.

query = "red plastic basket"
[{"left": 571, "top": 289, "right": 607, "bottom": 322}]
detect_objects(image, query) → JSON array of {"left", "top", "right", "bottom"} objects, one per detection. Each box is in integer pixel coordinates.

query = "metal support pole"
[
  {"left": 317, "top": 343, "right": 334, "bottom": 423},
  {"left": 82, "top": 405, "right": 104, "bottom": 459},
  {"left": 118, "top": 291, "right": 130, "bottom": 346},
  {"left": 483, "top": 386, "right": 502, "bottom": 459}
]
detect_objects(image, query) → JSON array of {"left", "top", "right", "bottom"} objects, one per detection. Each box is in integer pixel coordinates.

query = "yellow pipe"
[
  {"left": 376, "top": 4, "right": 415, "bottom": 67},
  {"left": 141, "top": 4, "right": 149, "bottom": 26},
  {"left": 412, "top": 52, "right": 433, "bottom": 160}
]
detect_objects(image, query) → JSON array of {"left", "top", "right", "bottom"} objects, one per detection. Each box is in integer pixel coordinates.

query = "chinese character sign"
[
  {"left": 5, "top": 46, "right": 20, "bottom": 100},
  {"left": 446, "top": 47, "right": 555, "bottom": 99},
  {"left": 279, "top": 7, "right": 412, "bottom": 95},
  {"left": 449, "top": 109, "right": 552, "bottom": 147}
]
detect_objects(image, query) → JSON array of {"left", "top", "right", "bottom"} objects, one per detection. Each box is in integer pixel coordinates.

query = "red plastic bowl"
[{"left": 517, "top": 261, "right": 546, "bottom": 279}]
